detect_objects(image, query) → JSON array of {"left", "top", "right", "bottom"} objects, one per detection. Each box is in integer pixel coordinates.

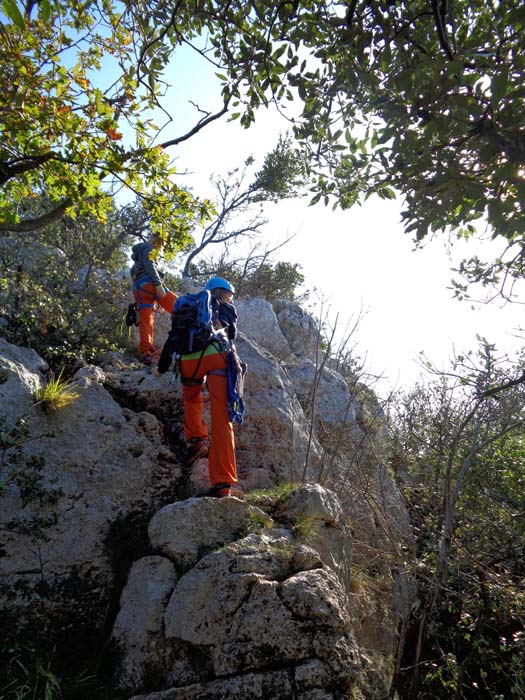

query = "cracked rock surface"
[
  {"left": 0, "top": 340, "right": 180, "bottom": 631},
  {"left": 115, "top": 486, "right": 376, "bottom": 700}
]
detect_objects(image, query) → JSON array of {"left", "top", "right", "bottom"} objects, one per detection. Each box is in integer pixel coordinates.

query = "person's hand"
[
  {"left": 153, "top": 367, "right": 161, "bottom": 377},
  {"left": 156, "top": 285, "right": 166, "bottom": 298}
]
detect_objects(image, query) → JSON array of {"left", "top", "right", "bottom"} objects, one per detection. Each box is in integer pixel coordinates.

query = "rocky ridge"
[{"left": 0, "top": 296, "right": 413, "bottom": 699}]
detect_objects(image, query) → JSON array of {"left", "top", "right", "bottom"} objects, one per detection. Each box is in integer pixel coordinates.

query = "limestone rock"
[
  {"left": 0, "top": 277, "right": 414, "bottom": 700},
  {"left": 234, "top": 336, "right": 323, "bottom": 481},
  {"left": 275, "top": 483, "right": 353, "bottom": 590},
  {"left": 130, "top": 669, "right": 294, "bottom": 700},
  {"left": 0, "top": 339, "right": 180, "bottom": 632},
  {"left": 112, "top": 556, "right": 178, "bottom": 688},
  {"left": 163, "top": 528, "right": 360, "bottom": 683},
  {"left": 0, "top": 236, "right": 65, "bottom": 274},
  {"left": 273, "top": 299, "right": 318, "bottom": 360},
  {"left": 178, "top": 277, "right": 199, "bottom": 294},
  {"left": 74, "top": 264, "right": 115, "bottom": 290},
  {"left": 101, "top": 353, "right": 183, "bottom": 429},
  {"left": 285, "top": 357, "right": 361, "bottom": 430},
  {"left": 236, "top": 298, "right": 292, "bottom": 360},
  {"left": 0, "top": 338, "right": 48, "bottom": 427},
  {"left": 102, "top": 336, "right": 323, "bottom": 485},
  {"left": 148, "top": 497, "right": 273, "bottom": 567},
  {"left": 114, "top": 488, "right": 402, "bottom": 699}
]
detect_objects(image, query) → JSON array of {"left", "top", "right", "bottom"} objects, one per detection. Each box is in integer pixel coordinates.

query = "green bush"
[
  {"left": 0, "top": 239, "right": 133, "bottom": 369},
  {"left": 189, "top": 259, "right": 306, "bottom": 302}
]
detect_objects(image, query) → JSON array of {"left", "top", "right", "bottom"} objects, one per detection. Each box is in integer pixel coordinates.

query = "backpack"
[{"left": 169, "top": 290, "right": 214, "bottom": 355}]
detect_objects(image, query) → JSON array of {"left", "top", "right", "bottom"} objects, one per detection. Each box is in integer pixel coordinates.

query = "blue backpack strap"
[
  {"left": 226, "top": 346, "right": 246, "bottom": 424},
  {"left": 134, "top": 276, "right": 157, "bottom": 310}
]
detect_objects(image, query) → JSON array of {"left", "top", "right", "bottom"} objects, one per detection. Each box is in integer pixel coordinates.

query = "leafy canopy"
[
  {"left": 2, "top": 0, "right": 525, "bottom": 280},
  {"left": 0, "top": 0, "right": 213, "bottom": 246}
]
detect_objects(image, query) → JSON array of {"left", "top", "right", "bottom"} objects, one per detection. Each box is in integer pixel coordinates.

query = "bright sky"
[{"left": 128, "top": 44, "right": 525, "bottom": 392}]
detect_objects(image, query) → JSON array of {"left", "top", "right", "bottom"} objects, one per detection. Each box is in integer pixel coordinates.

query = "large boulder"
[
  {"left": 234, "top": 335, "right": 323, "bottom": 482},
  {"left": 0, "top": 339, "right": 180, "bottom": 635},
  {"left": 163, "top": 539, "right": 358, "bottom": 680},
  {"left": 148, "top": 497, "right": 273, "bottom": 568},
  {"left": 113, "top": 486, "right": 373, "bottom": 699},
  {"left": 273, "top": 482, "right": 353, "bottom": 590},
  {"left": 285, "top": 357, "right": 361, "bottom": 430},
  {"left": 236, "top": 298, "right": 292, "bottom": 360},
  {"left": 0, "top": 338, "right": 48, "bottom": 425},
  {"left": 273, "top": 299, "right": 318, "bottom": 360}
]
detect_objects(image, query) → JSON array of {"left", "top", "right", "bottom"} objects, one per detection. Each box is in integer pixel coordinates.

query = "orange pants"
[
  {"left": 180, "top": 350, "right": 237, "bottom": 487},
  {"left": 133, "top": 283, "right": 177, "bottom": 354}
]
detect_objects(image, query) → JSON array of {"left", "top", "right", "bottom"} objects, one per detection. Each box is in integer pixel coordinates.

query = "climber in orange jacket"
[{"left": 130, "top": 234, "right": 177, "bottom": 365}]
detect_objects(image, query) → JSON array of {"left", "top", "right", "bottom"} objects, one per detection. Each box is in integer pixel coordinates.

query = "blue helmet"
[{"left": 205, "top": 277, "right": 235, "bottom": 294}]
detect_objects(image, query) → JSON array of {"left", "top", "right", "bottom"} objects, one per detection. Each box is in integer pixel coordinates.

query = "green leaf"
[
  {"left": 507, "top": 6, "right": 525, "bottom": 28},
  {"left": 40, "top": 0, "right": 51, "bottom": 22},
  {"left": 492, "top": 72, "right": 508, "bottom": 104},
  {"left": 272, "top": 43, "right": 287, "bottom": 61},
  {"left": 2, "top": 0, "right": 26, "bottom": 29}
]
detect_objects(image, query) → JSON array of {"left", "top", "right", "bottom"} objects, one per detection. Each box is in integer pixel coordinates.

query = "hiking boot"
[
  {"left": 185, "top": 438, "right": 209, "bottom": 467},
  {"left": 211, "top": 482, "right": 244, "bottom": 499},
  {"left": 142, "top": 353, "right": 153, "bottom": 366}
]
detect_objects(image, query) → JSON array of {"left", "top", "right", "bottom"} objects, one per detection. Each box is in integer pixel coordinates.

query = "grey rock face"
[
  {"left": 1, "top": 285, "right": 413, "bottom": 700},
  {"left": 102, "top": 335, "right": 324, "bottom": 485},
  {"left": 274, "top": 482, "right": 353, "bottom": 590},
  {"left": 234, "top": 336, "right": 323, "bottom": 481},
  {"left": 0, "top": 339, "right": 180, "bottom": 630},
  {"left": 120, "top": 488, "right": 363, "bottom": 699},
  {"left": 112, "top": 556, "right": 178, "bottom": 688},
  {"left": 285, "top": 357, "right": 361, "bottom": 429},
  {"left": 236, "top": 298, "right": 292, "bottom": 360},
  {"left": 130, "top": 670, "right": 295, "bottom": 700},
  {"left": 273, "top": 299, "right": 318, "bottom": 360},
  {"left": 0, "top": 236, "right": 65, "bottom": 274},
  {"left": 148, "top": 497, "right": 272, "bottom": 568},
  {"left": 0, "top": 338, "right": 48, "bottom": 427},
  {"left": 101, "top": 352, "right": 183, "bottom": 427}
]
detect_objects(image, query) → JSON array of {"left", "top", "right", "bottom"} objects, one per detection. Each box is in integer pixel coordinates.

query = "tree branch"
[
  {"left": 481, "top": 371, "right": 525, "bottom": 398},
  {"left": 431, "top": 0, "right": 455, "bottom": 60},
  {"left": 0, "top": 198, "right": 73, "bottom": 233},
  {"left": 0, "top": 152, "right": 59, "bottom": 186},
  {"left": 158, "top": 97, "right": 232, "bottom": 149}
]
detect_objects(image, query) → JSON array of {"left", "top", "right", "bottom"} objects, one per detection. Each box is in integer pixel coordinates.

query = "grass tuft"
[
  {"left": 244, "top": 481, "right": 300, "bottom": 507},
  {"left": 294, "top": 513, "right": 323, "bottom": 545},
  {"left": 33, "top": 369, "right": 81, "bottom": 413}
]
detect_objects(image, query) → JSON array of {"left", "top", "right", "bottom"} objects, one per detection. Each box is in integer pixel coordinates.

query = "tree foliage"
[
  {"left": 189, "top": 254, "right": 306, "bottom": 302},
  {"left": 388, "top": 345, "right": 525, "bottom": 698},
  {"left": 181, "top": 135, "right": 307, "bottom": 276},
  {"left": 0, "top": 208, "right": 135, "bottom": 366},
  {"left": 0, "top": 0, "right": 213, "bottom": 244},
  {"left": 2, "top": 1, "right": 525, "bottom": 280}
]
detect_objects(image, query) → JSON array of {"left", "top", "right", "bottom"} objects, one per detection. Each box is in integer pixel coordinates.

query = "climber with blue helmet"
[
  {"left": 159, "top": 276, "right": 242, "bottom": 498},
  {"left": 204, "top": 277, "right": 235, "bottom": 294}
]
